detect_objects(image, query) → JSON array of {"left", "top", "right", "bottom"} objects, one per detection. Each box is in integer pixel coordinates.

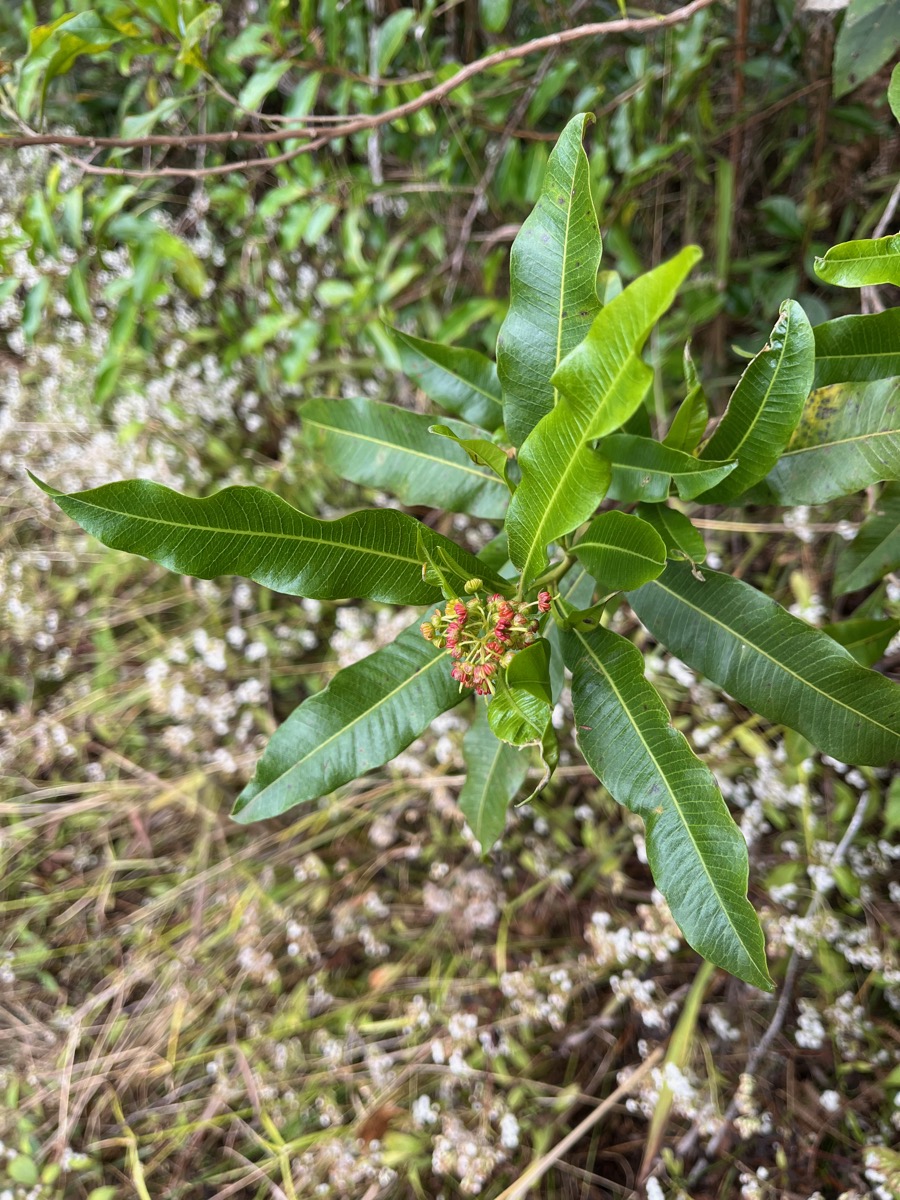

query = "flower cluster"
[{"left": 420, "top": 580, "right": 551, "bottom": 695}]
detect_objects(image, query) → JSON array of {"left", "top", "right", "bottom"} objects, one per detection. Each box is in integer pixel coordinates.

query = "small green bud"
[{"left": 464, "top": 577, "right": 483, "bottom": 594}]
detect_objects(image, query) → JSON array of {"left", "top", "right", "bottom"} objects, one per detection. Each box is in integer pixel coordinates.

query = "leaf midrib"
[
  {"left": 304, "top": 417, "right": 500, "bottom": 484},
  {"left": 573, "top": 627, "right": 756, "bottom": 963},
  {"left": 245, "top": 647, "right": 451, "bottom": 807},
  {"left": 781, "top": 426, "right": 900, "bottom": 458},
  {"left": 705, "top": 309, "right": 793, "bottom": 461},
  {"left": 649, "top": 578, "right": 898, "bottom": 738},
  {"left": 575, "top": 537, "right": 663, "bottom": 567},
  {"left": 519, "top": 346, "right": 640, "bottom": 582},
  {"left": 61, "top": 495, "right": 424, "bottom": 567},
  {"left": 472, "top": 738, "right": 507, "bottom": 843}
]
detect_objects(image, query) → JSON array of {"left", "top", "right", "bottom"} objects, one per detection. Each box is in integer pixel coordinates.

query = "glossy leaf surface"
[
  {"left": 565, "top": 624, "right": 772, "bottom": 990},
  {"left": 635, "top": 504, "right": 707, "bottom": 563},
  {"left": 629, "top": 562, "right": 900, "bottom": 766},
  {"left": 573, "top": 511, "right": 667, "bottom": 592},
  {"left": 488, "top": 676, "right": 551, "bottom": 746},
  {"left": 821, "top": 617, "right": 900, "bottom": 668},
  {"left": 813, "top": 310, "right": 900, "bottom": 387},
  {"left": 391, "top": 327, "right": 503, "bottom": 431},
  {"left": 33, "top": 475, "right": 480, "bottom": 605},
  {"left": 814, "top": 234, "right": 900, "bottom": 288},
  {"left": 765, "top": 378, "right": 900, "bottom": 505},
  {"left": 234, "top": 623, "right": 461, "bottom": 822},
  {"left": 664, "top": 343, "right": 709, "bottom": 452},
  {"left": 833, "top": 483, "right": 900, "bottom": 594},
  {"left": 507, "top": 248, "right": 700, "bottom": 586},
  {"left": 696, "top": 301, "right": 814, "bottom": 503},
  {"left": 497, "top": 112, "right": 602, "bottom": 446},
  {"left": 302, "top": 397, "right": 508, "bottom": 518},
  {"left": 601, "top": 433, "right": 737, "bottom": 502},
  {"left": 459, "top": 704, "right": 529, "bottom": 852},
  {"left": 429, "top": 424, "right": 513, "bottom": 490}
]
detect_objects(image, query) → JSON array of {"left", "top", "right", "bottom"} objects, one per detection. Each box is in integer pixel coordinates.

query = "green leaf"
[
  {"left": 601, "top": 434, "right": 737, "bottom": 503},
  {"left": 301, "top": 397, "right": 508, "bottom": 518},
  {"left": 814, "top": 234, "right": 900, "bottom": 288},
  {"left": 429, "top": 424, "right": 513, "bottom": 491},
  {"left": 376, "top": 8, "right": 416, "bottom": 74},
  {"left": 8, "top": 1157, "right": 39, "bottom": 1187},
  {"left": 664, "top": 343, "right": 709, "bottom": 452},
  {"left": 890, "top": 61, "right": 900, "bottom": 124},
  {"left": 497, "top": 112, "right": 603, "bottom": 446},
  {"left": 479, "top": 0, "right": 512, "bottom": 32},
  {"left": 813, "top": 310, "right": 900, "bottom": 387},
  {"left": 635, "top": 503, "right": 707, "bottom": 564},
  {"left": 237, "top": 60, "right": 291, "bottom": 112},
  {"left": 17, "top": 11, "right": 129, "bottom": 119},
  {"left": 233, "top": 621, "right": 461, "bottom": 822},
  {"left": 488, "top": 676, "right": 551, "bottom": 746},
  {"left": 391, "top": 327, "right": 503, "bottom": 432},
  {"left": 765, "top": 378, "right": 900, "bottom": 505},
  {"left": 564, "top": 625, "right": 772, "bottom": 990},
  {"left": 506, "top": 248, "right": 701, "bottom": 586},
  {"left": 573, "top": 511, "right": 667, "bottom": 592},
  {"left": 833, "top": 0, "right": 900, "bottom": 97},
  {"left": 31, "top": 475, "right": 484, "bottom": 605},
  {"left": 506, "top": 638, "right": 553, "bottom": 703},
  {"left": 695, "top": 301, "right": 814, "bottom": 503},
  {"left": 459, "top": 703, "right": 530, "bottom": 851},
  {"left": 629, "top": 561, "right": 900, "bottom": 766},
  {"left": 834, "top": 483, "right": 900, "bottom": 593},
  {"left": 821, "top": 617, "right": 900, "bottom": 667}
]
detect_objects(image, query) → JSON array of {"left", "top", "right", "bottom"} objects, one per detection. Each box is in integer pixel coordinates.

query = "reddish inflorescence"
[{"left": 420, "top": 580, "right": 552, "bottom": 695}]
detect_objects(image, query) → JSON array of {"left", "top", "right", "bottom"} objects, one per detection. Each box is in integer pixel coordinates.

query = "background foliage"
[{"left": 1, "top": 1, "right": 900, "bottom": 1197}]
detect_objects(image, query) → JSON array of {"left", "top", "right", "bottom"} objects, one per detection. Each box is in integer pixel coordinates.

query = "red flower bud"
[{"left": 538, "top": 591, "right": 551, "bottom": 613}]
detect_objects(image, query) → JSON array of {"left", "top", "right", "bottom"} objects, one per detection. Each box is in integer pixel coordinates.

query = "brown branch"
[{"left": 1, "top": 0, "right": 719, "bottom": 180}]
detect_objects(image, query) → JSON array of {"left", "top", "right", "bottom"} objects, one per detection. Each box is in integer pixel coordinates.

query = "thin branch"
[{"left": 2, "top": 0, "right": 717, "bottom": 180}]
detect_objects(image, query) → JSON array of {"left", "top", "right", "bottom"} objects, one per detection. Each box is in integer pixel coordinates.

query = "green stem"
[{"left": 530, "top": 553, "right": 576, "bottom": 591}]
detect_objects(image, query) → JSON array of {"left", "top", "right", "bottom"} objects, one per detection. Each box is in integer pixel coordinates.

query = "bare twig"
[{"left": 2, "top": 0, "right": 717, "bottom": 179}]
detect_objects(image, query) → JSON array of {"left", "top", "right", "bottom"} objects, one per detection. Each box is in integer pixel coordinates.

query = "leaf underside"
[{"left": 765, "top": 378, "right": 900, "bottom": 506}]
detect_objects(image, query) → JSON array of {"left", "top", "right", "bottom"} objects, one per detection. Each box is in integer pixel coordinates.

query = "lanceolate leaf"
[
  {"left": 233, "top": 622, "right": 461, "bottom": 822},
  {"left": 496, "top": 112, "right": 602, "bottom": 446},
  {"left": 429, "top": 424, "right": 513, "bottom": 490},
  {"left": 507, "top": 248, "right": 701, "bottom": 586},
  {"left": 506, "top": 638, "right": 553, "bottom": 703},
  {"left": 459, "top": 703, "right": 529, "bottom": 852},
  {"left": 821, "top": 617, "right": 900, "bottom": 668},
  {"left": 765, "top": 378, "right": 900, "bottom": 505},
  {"left": 833, "top": 0, "right": 900, "bottom": 98},
  {"left": 600, "top": 434, "right": 737, "bottom": 502},
  {"left": 564, "top": 624, "right": 772, "bottom": 990},
  {"left": 31, "top": 475, "right": 482, "bottom": 605},
  {"left": 488, "top": 675, "right": 551, "bottom": 746},
  {"left": 696, "top": 301, "right": 814, "bottom": 503},
  {"left": 302, "top": 397, "right": 508, "bottom": 519},
  {"left": 629, "top": 561, "right": 900, "bottom": 766},
  {"left": 391, "top": 327, "right": 503, "bottom": 431},
  {"left": 834, "top": 483, "right": 900, "bottom": 594},
  {"left": 635, "top": 503, "right": 707, "bottom": 563},
  {"left": 664, "top": 342, "right": 709, "bottom": 452},
  {"left": 813, "top": 310, "right": 900, "bottom": 387},
  {"left": 814, "top": 233, "right": 900, "bottom": 288},
  {"left": 573, "top": 511, "right": 667, "bottom": 592}
]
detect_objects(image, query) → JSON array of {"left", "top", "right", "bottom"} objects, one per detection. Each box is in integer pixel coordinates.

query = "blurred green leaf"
[
  {"left": 376, "top": 9, "right": 416, "bottom": 74},
  {"left": 834, "top": 483, "right": 900, "bottom": 593},
  {"left": 459, "top": 703, "right": 529, "bottom": 851},
  {"left": 833, "top": 0, "right": 900, "bottom": 97}
]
